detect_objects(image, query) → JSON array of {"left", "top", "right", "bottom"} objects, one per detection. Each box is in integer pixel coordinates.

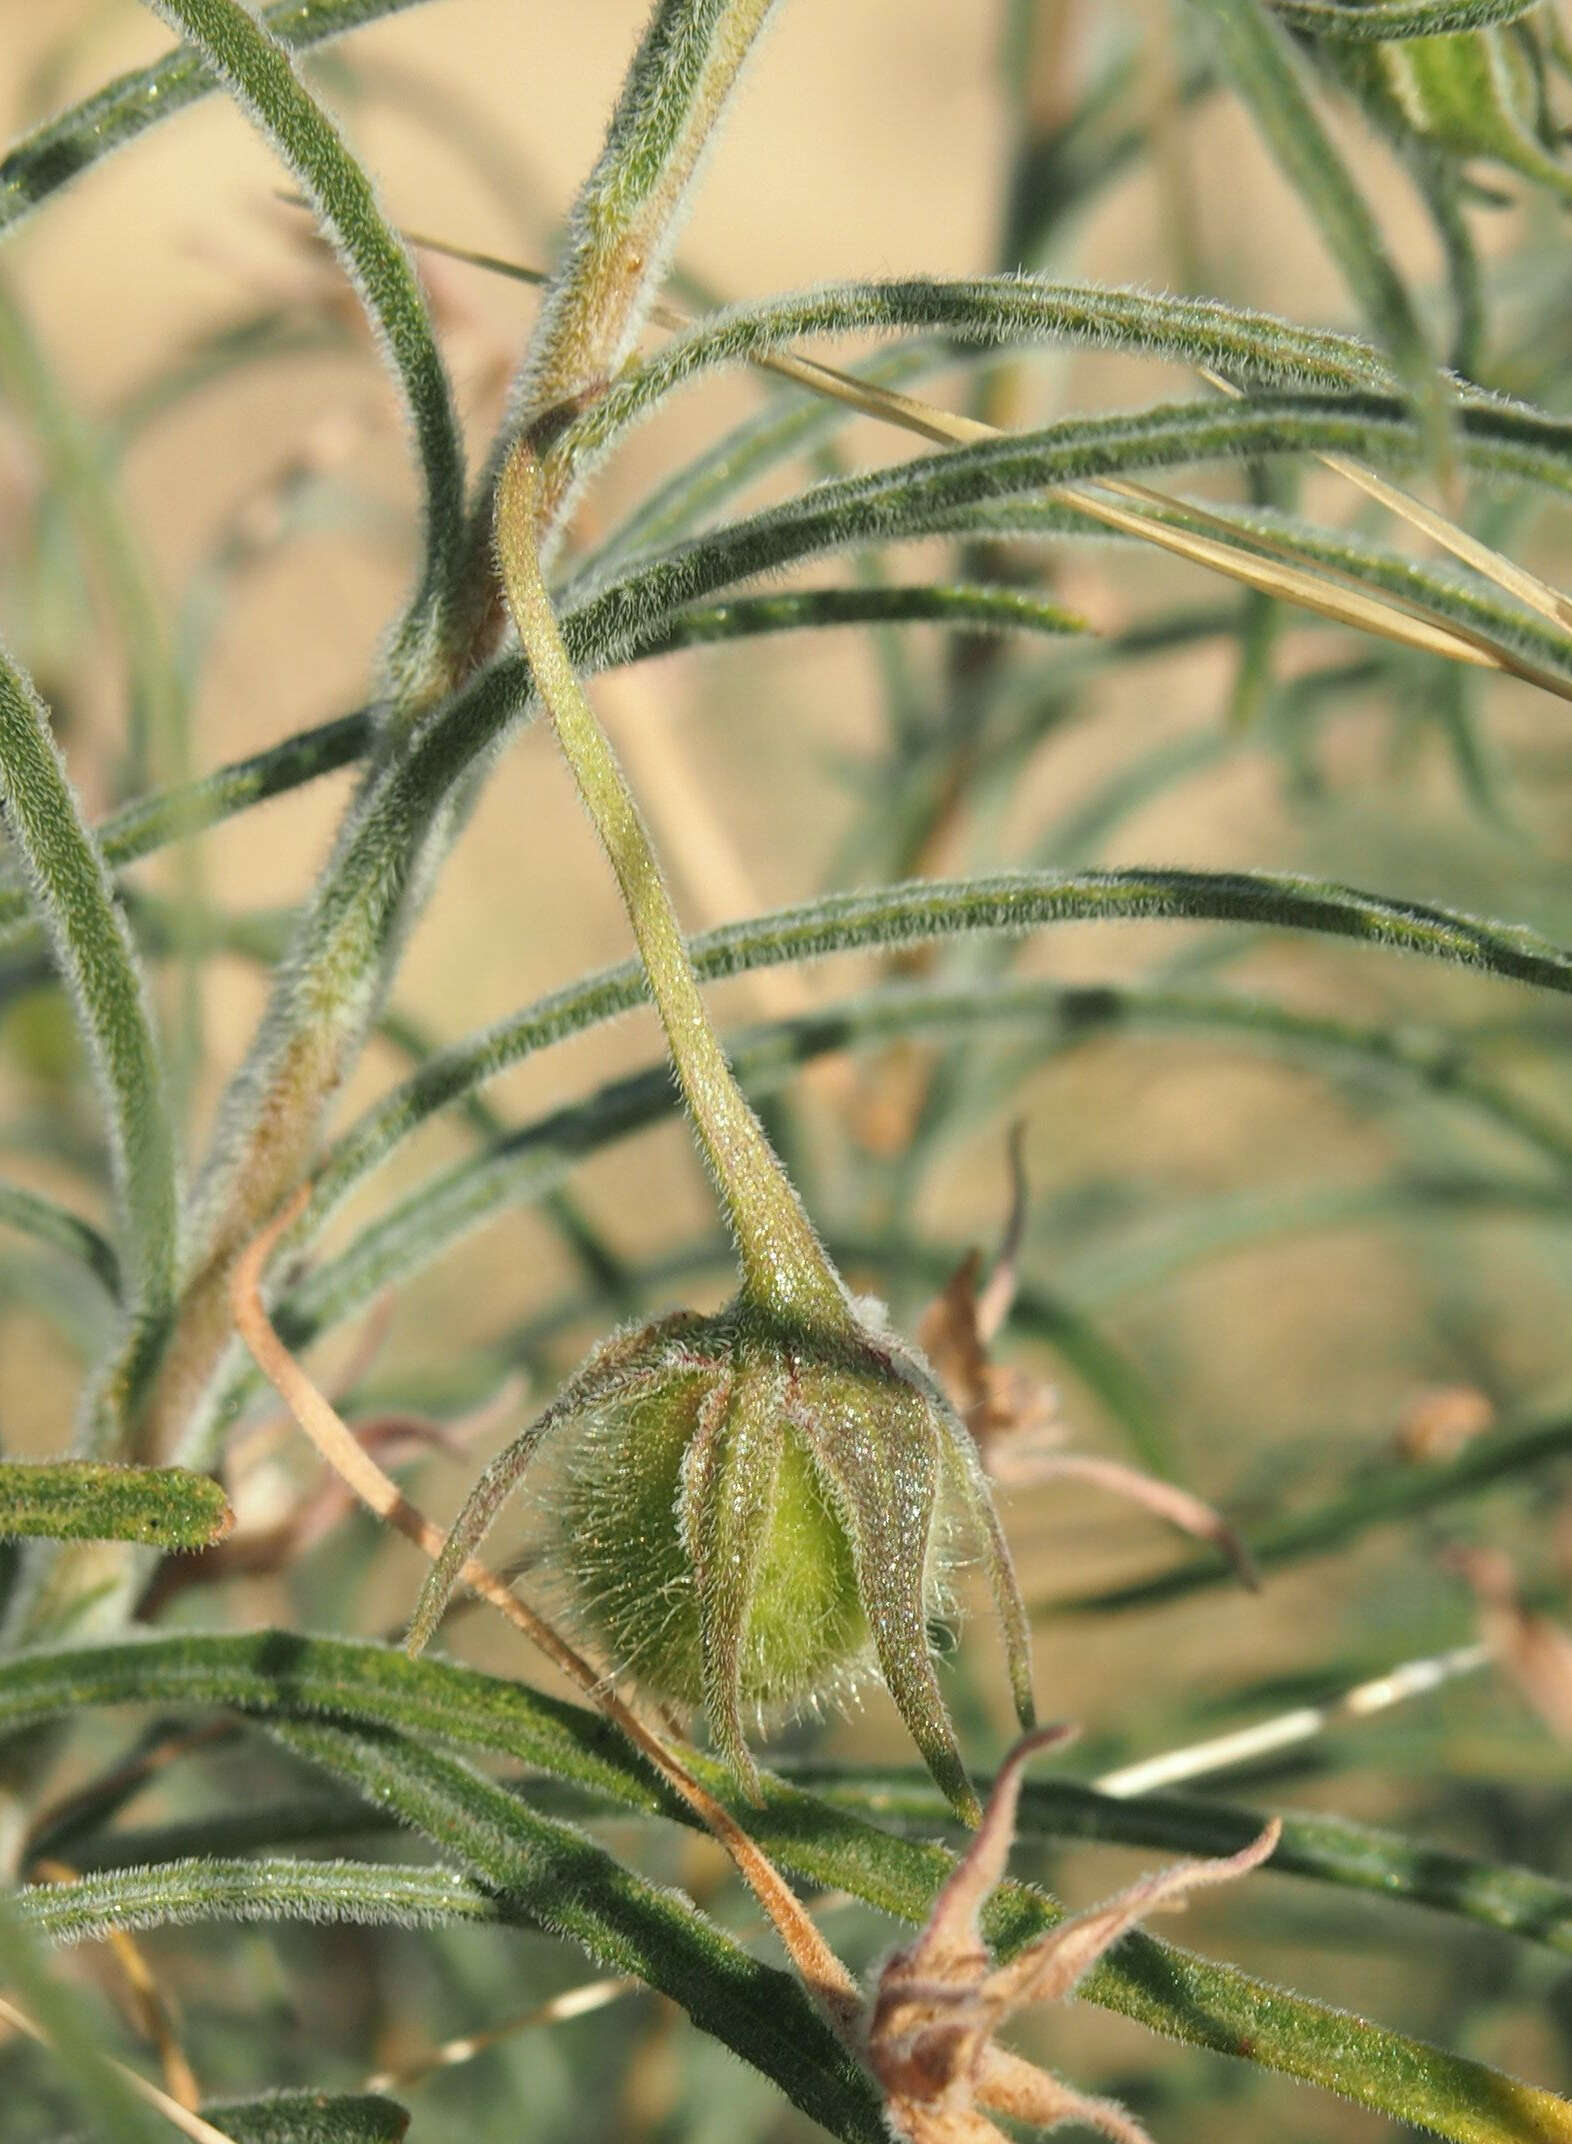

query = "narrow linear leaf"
[
  {"left": 179, "top": 0, "right": 793, "bottom": 1426},
  {"left": 0, "top": 585, "right": 1194, "bottom": 964},
  {"left": 0, "top": 600, "right": 1222, "bottom": 959},
  {"left": 11, "top": 710, "right": 370, "bottom": 940},
  {"left": 0, "top": 0, "right": 438, "bottom": 240},
  {"left": 0, "top": 642, "right": 176, "bottom": 1430},
  {"left": 39, "top": 1769, "right": 1572, "bottom": 1973},
  {"left": 0, "top": 1460, "right": 231, "bottom": 1548},
  {"left": 18, "top": 1856, "right": 506, "bottom": 1948},
  {"left": 270, "top": 983, "right": 1572, "bottom": 1379},
  {"left": 272, "top": 1719, "right": 886, "bottom": 2144},
  {"left": 554, "top": 275, "right": 1435, "bottom": 480},
  {"left": 588, "top": 343, "right": 941, "bottom": 573},
  {"left": 0, "top": 1182, "right": 119, "bottom": 1297},
  {"left": 3, "top": 1633, "right": 1568, "bottom": 2144},
  {"left": 559, "top": 398, "right": 1572, "bottom": 682},
  {"left": 1098, "top": 492, "right": 1572, "bottom": 690},
  {"left": 1200, "top": 369, "right": 1572, "bottom": 633},
  {"left": 143, "top": 0, "right": 465, "bottom": 690},
  {"left": 197, "top": 2093, "right": 410, "bottom": 2144},
  {"left": 641, "top": 580, "right": 1091, "bottom": 653},
  {"left": 783, "top": 1764, "right": 1572, "bottom": 1959},
  {"left": 308, "top": 868, "right": 1572, "bottom": 1239},
  {"left": 182, "top": 380, "right": 1572, "bottom": 1300}
]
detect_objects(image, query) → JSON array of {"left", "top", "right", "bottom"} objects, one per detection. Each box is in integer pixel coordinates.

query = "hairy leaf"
[
  {"left": 0, "top": 644, "right": 176, "bottom": 1440},
  {"left": 0, "top": 1460, "right": 231, "bottom": 1547},
  {"left": 1270, "top": 0, "right": 1545, "bottom": 33},
  {"left": 2, "top": 1632, "right": 1568, "bottom": 2142},
  {"left": 142, "top": 0, "right": 465, "bottom": 693},
  {"left": 199, "top": 2093, "right": 410, "bottom": 2144}
]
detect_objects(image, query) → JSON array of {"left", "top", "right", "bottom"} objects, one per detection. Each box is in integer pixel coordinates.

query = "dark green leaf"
[
  {"left": 199, "top": 2092, "right": 410, "bottom": 2144},
  {"left": 0, "top": 1460, "right": 231, "bottom": 1547}
]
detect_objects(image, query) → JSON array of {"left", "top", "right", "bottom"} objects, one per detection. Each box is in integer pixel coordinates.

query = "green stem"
[
  {"left": 484, "top": 0, "right": 781, "bottom": 543},
  {"left": 496, "top": 440, "right": 845, "bottom": 1326}
]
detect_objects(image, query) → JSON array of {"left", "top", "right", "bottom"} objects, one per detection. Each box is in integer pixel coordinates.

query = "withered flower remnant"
[
  {"left": 866, "top": 1725, "right": 1282, "bottom": 2144},
  {"left": 916, "top": 1138, "right": 1259, "bottom": 1590}
]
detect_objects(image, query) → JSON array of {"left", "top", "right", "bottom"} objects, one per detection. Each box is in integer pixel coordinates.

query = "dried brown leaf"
[{"left": 867, "top": 1726, "right": 1279, "bottom": 2143}]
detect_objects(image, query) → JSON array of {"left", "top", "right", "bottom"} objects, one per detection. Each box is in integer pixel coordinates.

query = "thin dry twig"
[
  {"left": 31, "top": 1859, "right": 201, "bottom": 2112},
  {"left": 1095, "top": 1641, "right": 1491, "bottom": 1797},
  {"left": 0, "top": 1990, "right": 231, "bottom": 2144},
  {"left": 362, "top": 1976, "right": 638, "bottom": 2093},
  {"left": 1200, "top": 367, "right": 1572, "bottom": 635}
]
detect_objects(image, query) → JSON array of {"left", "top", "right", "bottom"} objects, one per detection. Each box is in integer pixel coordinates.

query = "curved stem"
[{"left": 495, "top": 437, "right": 846, "bottom": 1327}]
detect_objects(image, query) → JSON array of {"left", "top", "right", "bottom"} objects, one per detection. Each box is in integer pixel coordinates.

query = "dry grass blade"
[
  {"left": 230, "top": 1191, "right": 863, "bottom": 2038},
  {"left": 1095, "top": 1641, "right": 1492, "bottom": 1796},
  {"left": 373, "top": 213, "right": 1572, "bottom": 688},
  {"left": 31, "top": 1859, "right": 201, "bottom": 2111},
  {"left": 363, "top": 1977, "right": 637, "bottom": 2093},
  {"left": 1200, "top": 367, "right": 1572, "bottom": 634},
  {"left": 0, "top": 1991, "right": 231, "bottom": 2144}
]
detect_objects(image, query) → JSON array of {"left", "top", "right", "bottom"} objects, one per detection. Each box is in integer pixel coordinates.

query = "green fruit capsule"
[
  {"left": 406, "top": 1297, "right": 1033, "bottom": 1818},
  {"left": 558, "top": 1367, "right": 869, "bottom": 1715}
]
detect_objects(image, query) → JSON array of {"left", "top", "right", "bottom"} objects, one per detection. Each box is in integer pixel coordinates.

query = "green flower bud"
[
  {"left": 407, "top": 1294, "right": 1032, "bottom": 1820},
  {"left": 1317, "top": 22, "right": 1572, "bottom": 198},
  {"left": 473, "top": 436, "right": 1034, "bottom": 1822}
]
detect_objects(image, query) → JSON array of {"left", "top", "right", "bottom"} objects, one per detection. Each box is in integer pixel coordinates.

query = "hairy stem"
[{"left": 496, "top": 438, "right": 845, "bottom": 1326}]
